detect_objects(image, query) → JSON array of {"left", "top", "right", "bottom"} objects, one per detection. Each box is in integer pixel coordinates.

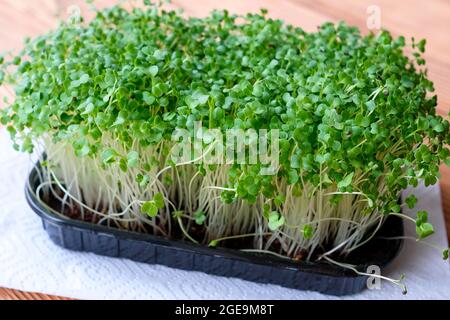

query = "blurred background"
[{"left": 0, "top": 0, "right": 449, "bottom": 299}]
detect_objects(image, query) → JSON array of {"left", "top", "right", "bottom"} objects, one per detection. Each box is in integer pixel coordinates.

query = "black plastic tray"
[{"left": 25, "top": 164, "right": 404, "bottom": 296}]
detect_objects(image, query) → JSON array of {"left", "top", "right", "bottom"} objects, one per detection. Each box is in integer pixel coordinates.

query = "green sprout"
[
  {"left": 141, "top": 192, "right": 165, "bottom": 217},
  {"left": 415, "top": 211, "right": 435, "bottom": 239},
  {"left": 268, "top": 211, "right": 285, "bottom": 231}
]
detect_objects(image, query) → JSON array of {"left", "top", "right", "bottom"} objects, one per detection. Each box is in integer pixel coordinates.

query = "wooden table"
[{"left": 0, "top": 0, "right": 449, "bottom": 300}]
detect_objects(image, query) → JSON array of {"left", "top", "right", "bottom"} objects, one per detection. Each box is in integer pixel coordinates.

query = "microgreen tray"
[{"left": 25, "top": 164, "right": 403, "bottom": 296}]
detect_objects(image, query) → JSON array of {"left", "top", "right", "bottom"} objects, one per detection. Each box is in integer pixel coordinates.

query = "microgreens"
[{"left": 0, "top": 1, "right": 448, "bottom": 262}]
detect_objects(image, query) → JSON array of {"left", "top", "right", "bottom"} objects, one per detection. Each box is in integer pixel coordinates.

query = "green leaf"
[
  {"left": 390, "top": 204, "right": 401, "bottom": 213},
  {"left": 416, "top": 210, "right": 428, "bottom": 226},
  {"left": 416, "top": 222, "right": 434, "bottom": 239},
  {"left": 141, "top": 201, "right": 158, "bottom": 217},
  {"left": 127, "top": 151, "right": 139, "bottom": 168},
  {"left": 186, "top": 90, "right": 209, "bottom": 109},
  {"left": 268, "top": 211, "right": 285, "bottom": 231},
  {"left": 315, "top": 153, "right": 330, "bottom": 164},
  {"left": 149, "top": 65, "right": 159, "bottom": 77},
  {"left": 113, "top": 113, "right": 126, "bottom": 126},
  {"left": 433, "top": 123, "right": 444, "bottom": 133},
  {"left": 153, "top": 192, "right": 165, "bottom": 209},
  {"left": 290, "top": 154, "right": 301, "bottom": 169},
  {"left": 79, "top": 74, "right": 90, "bottom": 84},
  {"left": 405, "top": 194, "right": 417, "bottom": 209},
  {"left": 443, "top": 248, "right": 449, "bottom": 260},
  {"left": 288, "top": 169, "right": 299, "bottom": 184},
  {"left": 101, "top": 149, "right": 117, "bottom": 164},
  {"left": 365, "top": 100, "right": 376, "bottom": 111},
  {"left": 302, "top": 224, "right": 313, "bottom": 239},
  {"left": 274, "top": 195, "right": 285, "bottom": 206},
  {"left": 417, "top": 39, "right": 426, "bottom": 53},
  {"left": 81, "top": 102, "right": 95, "bottom": 115},
  {"left": 209, "top": 240, "right": 218, "bottom": 247},
  {"left": 152, "top": 83, "right": 167, "bottom": 97},
  {"left": 75, "top": 144, "right": 90, "bottom": 157},
  {"left": 172, "top": 210, "right": 184, "bottom": 218},
  {"left": 153, "top": 49, "right": 166, "bottom": 60},
  {"left": 252, "top": 82, "right": 264, "bottom": 97},
  {"left": 337, "top": 172, "right": 354, "bottom": 189},
  {"left": 194, "top": 210, "right": 206, "bottom": 225},
  {"left": 119, "top": 158, "right": 128, "bottom": 172},
  {"left": 12, "top": 56, "right": 21, "bottom": 65},
  {"left": 143, "top": 92, "right": 156, "bottom": 105},
  {"left": 322, "top": 173, "right": 332, "bottom": 184}
]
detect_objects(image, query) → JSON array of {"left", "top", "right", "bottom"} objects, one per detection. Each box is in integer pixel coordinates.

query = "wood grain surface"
[{"left": 0, "top": 0, "right": 449, "bottom": 300}]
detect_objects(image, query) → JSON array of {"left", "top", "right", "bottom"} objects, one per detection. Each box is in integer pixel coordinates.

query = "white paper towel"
[{"left": 0, "top": 130, "right": 449, "bottom": 300}]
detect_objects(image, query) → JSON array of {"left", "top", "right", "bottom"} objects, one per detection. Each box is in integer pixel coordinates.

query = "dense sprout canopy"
[{"left": 1, "top": 4, "right": 449, "bottom": 218}]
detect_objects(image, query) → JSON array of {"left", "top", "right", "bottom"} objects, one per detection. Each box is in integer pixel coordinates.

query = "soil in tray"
[{"left": 39, "top": 184, "right": 402, "bottom": 266}]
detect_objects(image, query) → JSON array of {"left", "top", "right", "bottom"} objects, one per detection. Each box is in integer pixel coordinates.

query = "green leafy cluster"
[{"left": 1, "top": 2, "right": 449, "bottom": 247}]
